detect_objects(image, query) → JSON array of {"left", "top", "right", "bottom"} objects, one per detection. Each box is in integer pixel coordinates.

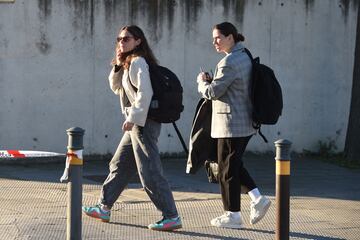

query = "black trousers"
[{"left": 217, "top": 135, "right": 257, "bottom": 212}]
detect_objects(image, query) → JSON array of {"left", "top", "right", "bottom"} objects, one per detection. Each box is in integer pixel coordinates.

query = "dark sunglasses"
[{"left": 116, "top": 36, "right": 134, "bottom": 43}]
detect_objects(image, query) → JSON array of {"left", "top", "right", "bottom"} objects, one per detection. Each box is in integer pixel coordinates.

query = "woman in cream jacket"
[{"left": 82, "top": 25, "right": 181, "bottom": 231}]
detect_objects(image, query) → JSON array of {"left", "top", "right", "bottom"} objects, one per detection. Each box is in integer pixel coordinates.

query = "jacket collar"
[{"left": 228, "top": 42, "right": 244, "bottom": 55}]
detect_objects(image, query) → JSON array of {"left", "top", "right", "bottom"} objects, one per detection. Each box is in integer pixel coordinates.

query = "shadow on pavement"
[
  {"left": 99, "top": 221, "right": 348, "bottom": 240},
  {"left": 1, "top": 154, "right": 360, "bottom": 201}
]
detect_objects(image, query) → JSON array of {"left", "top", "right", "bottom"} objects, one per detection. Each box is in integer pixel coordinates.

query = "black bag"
[
  {"left": 147, "top": 65, "right": 184, "bottom": 123},
  {"left": 204, "top": 159, "right": 251, "bottom": 193},
  {"left": 244, "top": 48, "right": 283, "bottom": 142},
  {"left": 127, "top": 64, "right": 187, "bottom": 152},
  {"left": 129, "top": 64, "right": 184, "bottom": 123}
]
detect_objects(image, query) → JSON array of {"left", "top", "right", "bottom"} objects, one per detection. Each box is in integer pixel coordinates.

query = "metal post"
[
  {"left": 60, "top": 127, "right": 85, "bottom": 240},
  {"left": 274, "top": 139, "right": 292, "bottom": 240}
]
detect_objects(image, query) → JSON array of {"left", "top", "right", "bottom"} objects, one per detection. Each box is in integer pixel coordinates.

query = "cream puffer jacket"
[{"left": 108, "top": 56, "right": 153, "bottom": 127}]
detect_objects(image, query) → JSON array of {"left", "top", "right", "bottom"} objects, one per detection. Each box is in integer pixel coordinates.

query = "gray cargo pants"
[{"left": 100, "top": 119, "right": 178, "bottom": 219}]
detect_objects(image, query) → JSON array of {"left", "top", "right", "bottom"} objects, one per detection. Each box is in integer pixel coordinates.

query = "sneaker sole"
[
  {"left": 211, "top": 223, "right": 243, "bottom": 229},
  {"left": 250, "top": 200, "right": 271, "bottom": 225},
  {"left": 148, "top": 224, "right": 182, "bottom": 231},
  {"left": 83, "top": 212, "right": 110, "bottom": 223}
]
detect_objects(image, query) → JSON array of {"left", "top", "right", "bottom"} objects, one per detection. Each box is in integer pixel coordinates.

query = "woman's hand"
[
  {"left": 116, "top": 48, "right": 121, "bottom": 65},
  {"left": 122, "top": 121, "right": 134, "bottom": 131},
  {"left": 197, "top": 72, "right": 212, "bottom": 82},
  {"left": 197, "top": 72, "right": 206, "bottom": 82}
]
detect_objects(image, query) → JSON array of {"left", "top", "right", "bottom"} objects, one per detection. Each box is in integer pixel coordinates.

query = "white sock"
[
  {"left": 248, "top": 188, "right": 261, "bottom": 202},
  {"left": 227, "top": 211, "right": 241, "bottom": 219}
]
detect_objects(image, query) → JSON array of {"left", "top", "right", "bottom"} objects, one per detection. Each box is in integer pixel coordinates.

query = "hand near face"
[{"left": 116, "top": 48, "right": 121, "bottom": 65}]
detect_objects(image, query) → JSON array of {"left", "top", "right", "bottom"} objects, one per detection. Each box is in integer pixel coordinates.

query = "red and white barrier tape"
[{"left": 0, "top": 150, "right": 65, "bottom": 158}]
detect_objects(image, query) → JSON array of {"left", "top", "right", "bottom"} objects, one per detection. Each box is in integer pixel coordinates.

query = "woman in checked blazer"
[{"left": 196, "top": 22, "right": 271, "bottom": 229}]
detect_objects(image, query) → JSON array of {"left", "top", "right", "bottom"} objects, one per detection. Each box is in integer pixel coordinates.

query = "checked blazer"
[{"left": 197, "top": 43, "right": 256, "bottom": 138}]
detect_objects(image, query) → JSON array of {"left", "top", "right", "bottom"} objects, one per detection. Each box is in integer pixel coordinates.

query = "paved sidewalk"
[{"left": 0, "top": 154, "right": 359, "bottom": 239}]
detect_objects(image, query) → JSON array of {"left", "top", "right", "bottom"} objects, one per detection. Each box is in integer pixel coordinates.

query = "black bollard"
[
  {"left": 274, "top": 139, "right": 292, "bottom": 240},
  {"left": 61, "top": 127, "right": 85, "bottom": 240}
]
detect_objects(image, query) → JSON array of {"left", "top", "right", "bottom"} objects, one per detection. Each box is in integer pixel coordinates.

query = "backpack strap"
[
  {"left": 244, "top": 48, "right": 255, "bottom": 63},
  {"left": 246, "top": 48, "right": 269, "bottom": 144},
  {"left": 257, "top": 126, "right": 268, "bottom": 143},
  {"left": 172, "top": 122, "right": 189, "bottom": 154},
  {"left": 252, "top": 122, "right": 268, "bottom": 143},
  {"left": 127, "top": 75, "right": 138, "bottom": 92}
]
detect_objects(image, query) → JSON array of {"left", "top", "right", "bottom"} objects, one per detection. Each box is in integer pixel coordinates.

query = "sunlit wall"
[{"left": 0, "top": 0, "right": 358, "bottom": 154}]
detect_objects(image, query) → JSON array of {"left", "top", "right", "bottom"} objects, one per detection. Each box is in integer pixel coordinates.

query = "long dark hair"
[
  {"left": 111, "top": 25, "right": 158, "bottom": 69},
  {"left": 213, "top": 22, "right": 245, "bottom": 43}
]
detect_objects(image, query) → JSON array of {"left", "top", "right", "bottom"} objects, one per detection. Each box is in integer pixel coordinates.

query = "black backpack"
[
  {"left": 244, "top": 48, "right": 283, "bottom": 142},
  {"left": 128, "top": 64, "right": 184, "bottom": 123},
  {"left": 127, "top": 64, "right": 188, "bottom": 152},
  {"left": 147, "top": 65, "right": 184, "bottom": 123},
  {"left": 148, "top": 65, "right": 188, "bottom": 153}
]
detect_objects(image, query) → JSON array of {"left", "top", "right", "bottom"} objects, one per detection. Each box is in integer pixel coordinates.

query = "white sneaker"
[
  {"left": 210, "top": 212, "right": 243, "bottom": 229},
  {"left": 250, "top": 196, "right": 271, "bottom": 224}
]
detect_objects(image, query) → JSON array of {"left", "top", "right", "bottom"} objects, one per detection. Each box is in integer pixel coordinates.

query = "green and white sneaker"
[
  {"left": 82, "top": 204, "right": 110, "bottom": 222},
  {"left": 148, "top": 216, "right": 182, "bottom": 231}
]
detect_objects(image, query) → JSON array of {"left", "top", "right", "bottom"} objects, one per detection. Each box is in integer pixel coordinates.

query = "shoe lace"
[
  {"left": 220, "top": 212, "right": 231, "bottom": 218},
  {"left": 95, "top": 204, "right": 109, "bottom": 213},
  {"left": 156, "top": 216, "right": 179, "bottom": 224},
  {"left": 250, "top": 202, "right": 258, "bottom": 216},
  {"left": 156, "top": 217, "right": 166, "bottom": 224}
]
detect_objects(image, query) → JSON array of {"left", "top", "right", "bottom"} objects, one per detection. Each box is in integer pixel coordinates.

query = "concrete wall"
[{"left": 0, "top": 0, "right": 358, "bottom": 154}]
